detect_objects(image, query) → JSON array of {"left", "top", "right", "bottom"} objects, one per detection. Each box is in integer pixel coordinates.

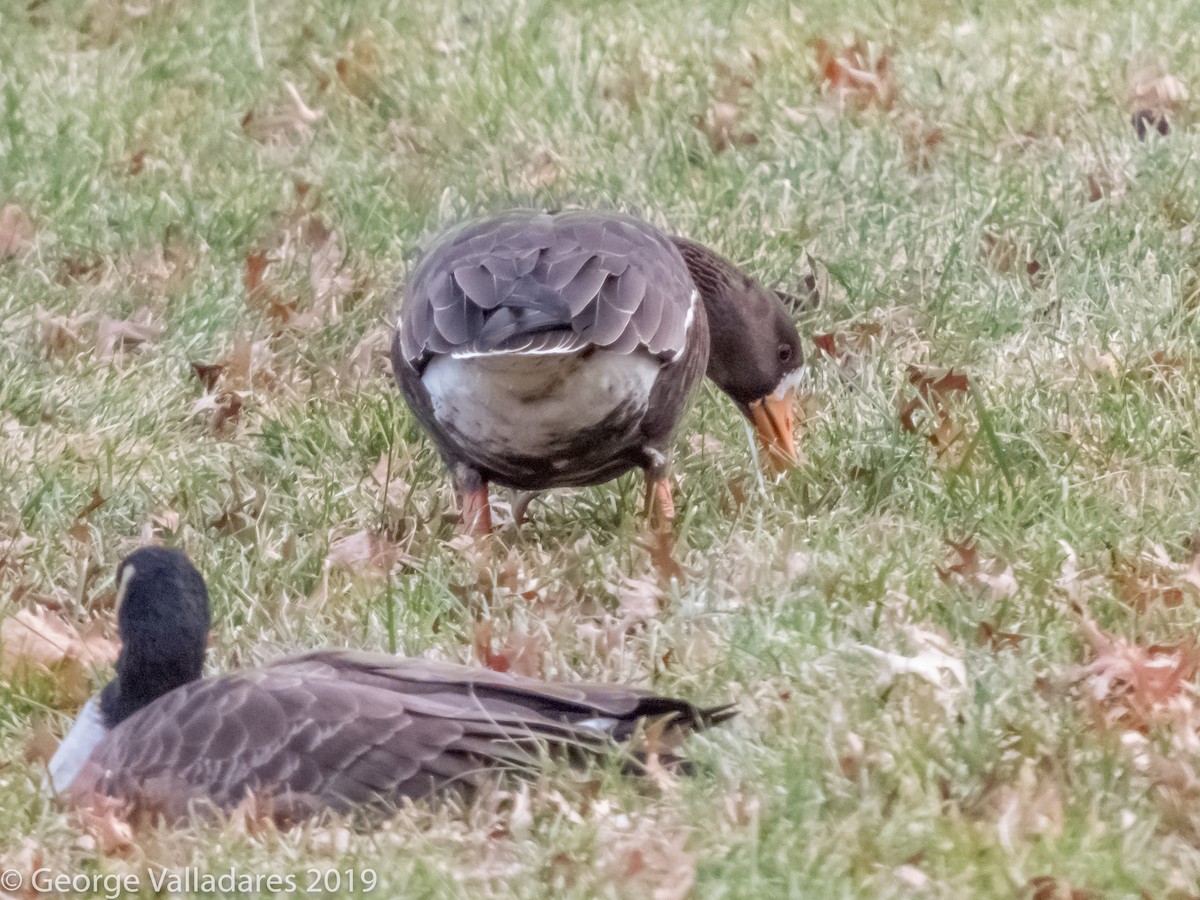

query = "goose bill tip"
[{"left": 748, "top": 389, "right": 799, "bottom": 471}]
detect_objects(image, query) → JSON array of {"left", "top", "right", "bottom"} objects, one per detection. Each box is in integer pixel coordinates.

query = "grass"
[{"left": 3, "top": 0, "right": 1200, "bottom": 895}]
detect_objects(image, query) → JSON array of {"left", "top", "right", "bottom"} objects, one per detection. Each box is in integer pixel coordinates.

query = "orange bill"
[{"left": 748, "top": 389, "right": 798, "bottom": 471}]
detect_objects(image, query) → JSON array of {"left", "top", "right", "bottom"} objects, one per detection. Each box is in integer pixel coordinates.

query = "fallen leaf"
[
  {"left": 900, "top": 112, "right": 945, "bottom": 172},
  {"left": 335, "top": 35, "right": 380, "bottom": 99},
  {"left": 602, "top": 831, "right": 696, "bottom": 900},
  {"left": 0, "top": 533, "right": 36, "bottom": 571},
  {"left": 977, "top": 621, "right": 1024, "bottom": 652},
  {"left": 938, "top": 539, "right": 1017, "bottom": 599},
  {"left": 811, "top": 37, "right": 897, "bottom": 112},
  {"left": 24, "top": 717, "right": 60, "bottom": 766},
  {"left": 859, "top": 626, "right": 966, "bottom": 715},
  {"left": 327, "top": 529, "right": 413, "bottom": 573},
  {"left": 56, "top": 254, "right": 105, "bottom": 285},
  {"left": 1127, "top": 65, "right": 1187, "bottom": 140},
  {"left": 1, "top": 609, "right": 119, "bottom": 706},
  {"left": 73, "top": 794, "right": 135, "bottom": 857},
  {"left": 190, "top": 361, "right": 224, "bottom": 391},
  {"left": 1079, "top": 346, "right": 1118, "bottom": 378},
  {"left": 1074, "top": 612, "right": 1199, "bottom": 736},
  {"left": 898, "top": 365, "right": 970, "bottom": 434},
  {"left": 522, "top": 149, "right": 564, "bottom": 190},
  {"left": 812, "top": 322, "right": 882, "bottom": 364},
  {"left": 693, "top": 58, "right": 760, "bottom": 153},
  {"left": 191, "top": 391, "right": 244, "bottom": 434},
  {"left": 614, "top": 575, "right": 662, "bottom": 622},
  {"left": 0, "top": 204, "right": 35, "bottom": 258},
  {"left": 95, "top": 309, "right": 162, "bottom": 361},
  {"left": 1112, "top": 545, "right": 1196, "bottom": 611},
  {"left": 981, "top": 230, "right": 1043, "bottom": 283},
  {"left": 472, "top": 620, "right": 544, "bottom": 678},
  {"left": 1026, "top": 875, "right": 1097, "bottom": 900},
  {"left": 35, "top": 307, "right": 93, "bottom": 360},
  {"left": 244, "top": 210, "right": 355, "bottom": 333},
  {"left": 985, "top": 759, "right": 1064, "bottom": 852}
]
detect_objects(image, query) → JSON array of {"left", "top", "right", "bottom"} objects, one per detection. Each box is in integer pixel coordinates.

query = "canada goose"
[
  {"left": 391, "top": 209, "right": 804, "bottom": 534},
  {"left": 48, "top": 547, "right": 732, "bottom": 824}
]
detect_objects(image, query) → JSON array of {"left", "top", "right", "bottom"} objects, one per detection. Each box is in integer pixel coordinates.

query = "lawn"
[{"left": 2, "top": 0, "right": 1200, "bottom": 896}]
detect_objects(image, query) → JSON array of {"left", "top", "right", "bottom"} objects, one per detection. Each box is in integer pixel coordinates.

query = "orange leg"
[
  {"left": 643, "top": 475, "right": 676, "bottom": 527},
  {"left": 459, "top": 485, "right": 493, "bottom": 536}
]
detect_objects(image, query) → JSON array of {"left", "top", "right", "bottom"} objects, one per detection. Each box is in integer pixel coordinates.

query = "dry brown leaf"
[
  {"left": 191, "top": 390, "right": 244, "bottom": 435},
  {"left": 0, "top": 203, "right": 35, "bottom": 258},
  {"left": 1075, "top": 613, "right": 1198, "bottom": 735},
  {"left": 23, "top": 717, "right": 60, "bottom": 766},
  {"left": 472, "top": 620, "right": 544, "bottom": 678},
  {"left": 982, "top": 760, "right": 1064, "bottom": 852},
  {"left": 977, "top": 621, "right": 1024, "bottom": 652},
  {"left": 0, "top": 837, "right": 46, "bottom": 900},
  {"left": 55, "top": 254, "right": 105, "bottom": 285},
  {"left": 1127, "top": 65, "right": 1187, "bottom": 139},
  {"left": 245, "top": 211, "right": 355, "bottom": 333},
  {"left": 812, "top": 322, "right": 883, "bottom": 365},
  {"left": 72, "top": 794, "right": 136, "bottom": 857},
  {"left": 95, "top": 309, "right": 162, "bottom": 361},
  {"left": 0, "top": 533, "right": 36, "bottom": 571},
  {"left": 900, "top": 112, "right": 944, "bottom": 172},
  {"left": 938, "top": 539, "right": 1017, "bottom": 600},
  {"left": 693, "top": 58, "right": 760, "bottom": 153},
  {"left": 602, "top": 831, "right": 696, "bottom": 900},
  {"left": 190, "top": 361, "right": 224, "bottom": 391},
  {"left": 327, "top": 529, "right": 413, "bottom": 573},
  {"left": 1, "top": 609, "right": 118, "bottom": 705},
  {"left": 35, "top": 307, "right": 94, "bottom": 360},
  {"left": 898, "top": 365, "right": 970, "bottom": 435},
  {"left": 614, "top": 575, "right": 662, "bottom": 622},
  {"left": 859, "top": 626, "right": 966, "bottom": 715},
  {"left": 335, "top": 35, "right": 380, "bottom": 99},
  {"left": 981, "top": 230, "right": 1043, "bottom": 283},
  {"left": 811, "top": 37, "right": 897, "bottom": 112},
  {"left": 215, "top": 331, "right": 279, "bottom": 391},
  {"left": 369, "top": 452, "right": 414, "bottom": 511},
  {"left": 1112, "top": 545, "right": 1198, "bottom": 611},
  {"left": 1026, "top": 875, "right": 1097, "bottom": 900},
  {"left": 522, "top": 149, "right": 564, "bottom": 190},
  {"left": 1079, "top": 346, "right": 1118, "bottom": 379}
]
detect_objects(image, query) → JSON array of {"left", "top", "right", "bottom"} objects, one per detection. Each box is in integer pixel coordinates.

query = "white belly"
[{"left": 422, "top": 350, "right": 659, "bottom": 459}]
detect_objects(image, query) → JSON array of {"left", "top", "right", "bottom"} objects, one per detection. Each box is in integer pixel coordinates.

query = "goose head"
[
  {"left": 100, "top": 547, "right": 211, "bottom": 727},
  {"left": 671, "top": 237, "right": 805, "bottom": 470}
]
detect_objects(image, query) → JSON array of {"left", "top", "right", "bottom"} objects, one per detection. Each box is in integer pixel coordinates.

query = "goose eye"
[{"left": 778, "top": 343, "right": 792, "bottom": 364}]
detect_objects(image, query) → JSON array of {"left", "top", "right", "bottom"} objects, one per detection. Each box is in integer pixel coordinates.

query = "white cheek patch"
[
  {"left": 46, "top": 696, "right": 107, "bottom": 795},
  {"left": 770, "top": 366, "right": 807, "bottom": 400}
]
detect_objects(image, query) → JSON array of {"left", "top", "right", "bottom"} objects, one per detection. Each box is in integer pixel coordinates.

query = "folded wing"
[{"left": 398, "top": 210, "right": 696, "bottom": 369}]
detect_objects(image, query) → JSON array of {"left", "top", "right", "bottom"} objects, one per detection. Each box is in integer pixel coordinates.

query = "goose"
[
  {"left": 391, "top": 209, "right": 805, "bottom": 534},
  {"left": 47, "top": 547, "right": 731, "bottom": 824}
]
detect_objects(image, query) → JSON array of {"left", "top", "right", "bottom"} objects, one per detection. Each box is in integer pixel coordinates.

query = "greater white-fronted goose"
[
  {"left": 47, "top": 548, "right": 731, "bottom": 824},
  {"left": 391, "top": 209, "right": 804, "bottom": 534}
]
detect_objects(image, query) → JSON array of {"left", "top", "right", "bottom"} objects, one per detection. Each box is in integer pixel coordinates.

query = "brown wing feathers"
[
  {"left": 84, "top": 652, "right": 728, "bottom": 821},
  {"left": 399, "top": 210, "right": 696, "bottom": 368}
]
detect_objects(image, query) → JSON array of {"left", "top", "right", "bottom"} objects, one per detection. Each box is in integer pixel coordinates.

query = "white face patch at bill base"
[
  {"left": 46, "top": 696, "right": 107, "bottom": 795},
  {"left": 770, "top": 366, "right": 806, "bottom": 400}
]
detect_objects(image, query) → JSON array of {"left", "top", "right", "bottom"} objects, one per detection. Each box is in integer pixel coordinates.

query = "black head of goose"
[
  {"left": 47, "top": 547, "right": 732, "bottom": 824},
  {"left": 391, "top": 209, "right": 804, "bottom": 534}
]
